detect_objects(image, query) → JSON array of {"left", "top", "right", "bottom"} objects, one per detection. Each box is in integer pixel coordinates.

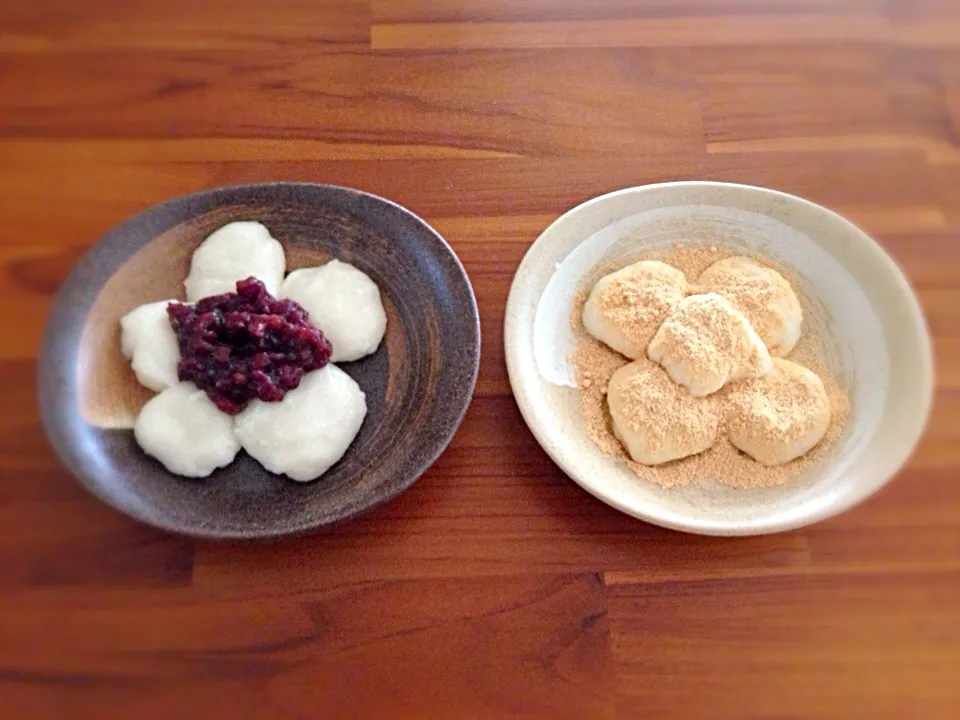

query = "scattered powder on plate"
[
  {"left": 572, "top": 290, "right": 627, "bottom": 458},
  {"left": 571, "top": 245, "right": 850, "bottom": 489}
]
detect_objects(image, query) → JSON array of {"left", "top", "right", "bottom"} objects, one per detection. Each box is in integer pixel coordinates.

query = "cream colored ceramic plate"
[{"left": 505, "top": 181, "right": 933, "bottom": 536}]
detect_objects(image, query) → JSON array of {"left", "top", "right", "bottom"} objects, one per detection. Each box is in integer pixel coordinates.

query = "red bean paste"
[{"left": 167, "top": 277, "right": 333, "bottom": 414}]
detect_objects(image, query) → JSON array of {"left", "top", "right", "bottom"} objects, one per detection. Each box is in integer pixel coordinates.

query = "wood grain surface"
[{"left": 3, "top": 1, "right": 959, "bottom": 718}]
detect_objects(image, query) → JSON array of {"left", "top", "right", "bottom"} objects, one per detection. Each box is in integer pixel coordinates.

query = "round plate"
[
  {"left": 505, "top": 181, "right": 933, "bottom": 536},
  {"left": 39, "top": 182, "right": 480, "bottom": 538}
]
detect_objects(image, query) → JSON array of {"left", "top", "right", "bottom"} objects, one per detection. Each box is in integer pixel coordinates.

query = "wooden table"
[{"left": 3, "top": 2, "right": 959, "bottom": 718}]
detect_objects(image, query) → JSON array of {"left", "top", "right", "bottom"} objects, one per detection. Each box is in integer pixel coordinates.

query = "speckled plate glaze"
[
  {"left": 505, "top": 181, "right": 933, "bottom": 536},
  {"left": 39, "top": 183, "right": 480, "bottom": 539}
]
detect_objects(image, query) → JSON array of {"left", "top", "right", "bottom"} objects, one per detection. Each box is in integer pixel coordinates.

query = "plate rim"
[
  {"left": 38, "top": 181, "right": 481, "bottom": 539},
  {"left": 504, "top": 180, "right": 934, "bottom": 536}
]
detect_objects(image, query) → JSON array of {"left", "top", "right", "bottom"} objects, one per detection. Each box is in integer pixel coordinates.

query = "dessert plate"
[
  {"left": 39, "top": 183, "right": 480, "bottom": 538},
  {"left": 504, "top": 181, "right": 932, "bottom": 535}
]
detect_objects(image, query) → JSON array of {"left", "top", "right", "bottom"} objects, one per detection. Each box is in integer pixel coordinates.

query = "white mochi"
[
  {"left": 134, "top": 382, "right": 240, "bottom": 477},
  {"left": 120, "top": 300, "right": 181, "bottom": 392},
  {"left": 280, "top": 259, "right": 387, "bottom": 362},
  {"left": 234, "top": 364, "right": 367, "bottom": 482},
  {"left": 184, "top": 221, "right": 285, "bottom": 301}
]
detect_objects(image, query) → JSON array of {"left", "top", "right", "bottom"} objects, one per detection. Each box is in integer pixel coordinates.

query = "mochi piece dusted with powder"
[
  {"left": 648, "top": 293, "right": 773, "bottom": 397},
  {"left": 726, "top": 359, "right": 831, "bottom": 465},
  {"left": 582, "top": 260, "right": 688, "bottom": 359},
  {"left": 607, "top": 360, "right": 721, "bottom": 465},
  {"left": 698, "top": 256, "right": 803, "bottom": 357}
]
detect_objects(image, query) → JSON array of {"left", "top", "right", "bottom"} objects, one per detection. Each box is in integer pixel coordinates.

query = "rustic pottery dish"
[
  {"left": 39, "top": 183, "right": 480, "bottom": 538},
  {"left": 505, "top": 181, "right": 933, "bottom": 536}
]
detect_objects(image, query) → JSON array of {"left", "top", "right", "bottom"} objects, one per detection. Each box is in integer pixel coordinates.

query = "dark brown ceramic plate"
[{"left": 38, "top": 183, "right": 480, "bottom": 539}]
